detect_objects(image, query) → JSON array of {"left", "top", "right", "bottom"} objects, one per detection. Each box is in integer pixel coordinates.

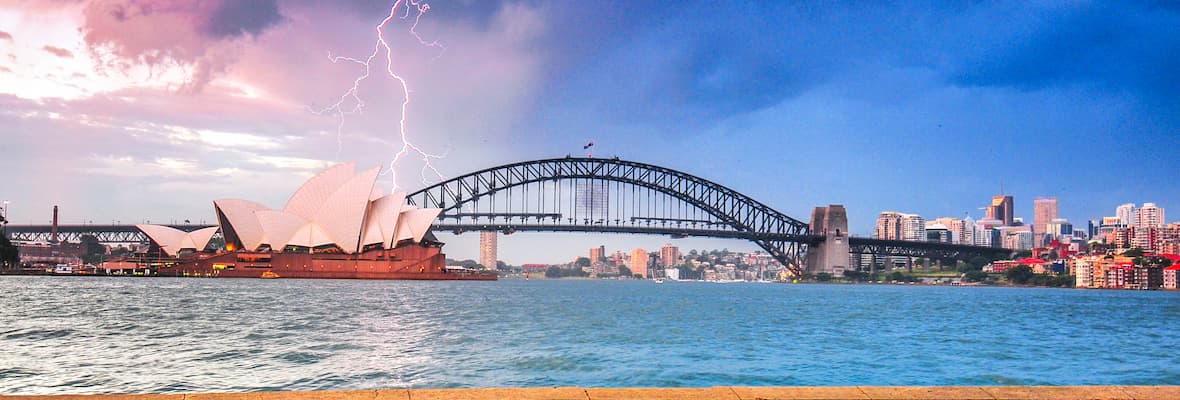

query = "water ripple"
[{"left": 1, "top": 277, "right": 1179, "bottom": 394}]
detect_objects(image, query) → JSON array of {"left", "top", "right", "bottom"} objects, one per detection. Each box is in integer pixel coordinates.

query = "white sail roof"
[
  {"left": 360, "top": 192, "right": 407, "bottom": 248},
  {"left": 394, "top": 204, "right": 419, "bottom": 243},
  {"left": 402, "top": 208, "right": 443, "bottom": 243},
  {"left": 287, "top": 223, "right": 335, "bottom": 248},
  {"left": 314, "top": 166, "right": 380, "bottom": 253},
  {"left": 283, "top": 162, "right": 355, "bottom": 221},
  {"left": 211, "top": 163, "right": 441, "bottom": 254},
  {"left": 213, "top": 199, "right": 269, "bottom": 252},
  {"left": 136, "top": 225, "right": 220, "bottom": 257},
  {"left": 255, "top": 210, "right": 307, "bottom": 250}
]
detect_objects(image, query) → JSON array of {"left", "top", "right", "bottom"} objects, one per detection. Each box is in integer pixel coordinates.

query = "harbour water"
[{"left": 0, "top": 276, "right": 1178, "bottom": 394}]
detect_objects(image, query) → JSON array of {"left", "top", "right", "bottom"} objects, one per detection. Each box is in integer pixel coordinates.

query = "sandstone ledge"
[{"left": 3, "top": 386, "right": 1178, "bottom": 400}]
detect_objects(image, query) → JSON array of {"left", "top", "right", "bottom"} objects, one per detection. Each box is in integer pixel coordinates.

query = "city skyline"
[{"left": 2, "top": 1, "right": 1178, "bottom": 264}]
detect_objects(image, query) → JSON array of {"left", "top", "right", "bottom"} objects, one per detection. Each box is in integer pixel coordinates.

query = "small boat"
[{"left": 654, "top": 278, "right": 665, "bottom": 284}]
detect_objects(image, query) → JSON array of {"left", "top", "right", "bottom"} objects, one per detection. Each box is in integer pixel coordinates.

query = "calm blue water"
[{"left": 1, "top": 276, "right": 1179, "bottom": 394}]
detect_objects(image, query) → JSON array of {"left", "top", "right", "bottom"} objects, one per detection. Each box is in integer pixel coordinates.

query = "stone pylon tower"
[{"left": 806, "top": 205, "right": 850, "bottom": 276}]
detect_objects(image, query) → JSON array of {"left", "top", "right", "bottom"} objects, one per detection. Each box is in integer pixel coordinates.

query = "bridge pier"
[{"left": 805, "top": 205, "right": 849, "bottom": 276}]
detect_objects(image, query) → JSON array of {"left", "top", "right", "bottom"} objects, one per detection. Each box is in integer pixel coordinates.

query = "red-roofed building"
[{"left": 1164, "top": 265, "right": 1180, "bottom": 290}]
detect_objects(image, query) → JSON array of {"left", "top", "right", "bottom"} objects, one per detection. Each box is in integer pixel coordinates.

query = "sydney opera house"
[{"left": 111, "top": 163, "right": 495, "bottom": 280}]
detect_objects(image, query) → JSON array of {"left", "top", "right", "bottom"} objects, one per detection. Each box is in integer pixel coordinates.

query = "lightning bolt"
[{"left": 312, "top": 0, "right": 446, "bottom": 190}]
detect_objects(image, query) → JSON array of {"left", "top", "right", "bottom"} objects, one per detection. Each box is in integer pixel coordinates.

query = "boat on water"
[
  {"left": 654, "top": 278, "right": 665, "bottom": 284},
  {"left": 100, "top": 162, "right": 497, "bottom": 281}
]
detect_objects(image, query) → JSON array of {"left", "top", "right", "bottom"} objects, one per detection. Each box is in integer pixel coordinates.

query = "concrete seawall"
[{"left": 2, "top": 386, "right": 1178, "bottom": 400}]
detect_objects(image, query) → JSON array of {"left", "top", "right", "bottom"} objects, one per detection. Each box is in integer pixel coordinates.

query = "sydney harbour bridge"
[{"left": 4, "top": 157, "right": 1010, "bottom": 275}]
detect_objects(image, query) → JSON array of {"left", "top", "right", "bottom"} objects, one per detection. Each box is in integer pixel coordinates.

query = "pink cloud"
[
  {"left": 43, "top": 45, "right": 74, "bottom": 58},
  {"left": 0, "top": 31, "right": 12, "bottom": 41},
  {"left": 79, "top": 0, "right": 284, "bottom": 92}
]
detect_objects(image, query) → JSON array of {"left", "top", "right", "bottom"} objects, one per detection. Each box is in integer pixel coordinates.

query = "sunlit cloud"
[{"left": 42, "top": 45, "right": 73, "bottom": 58}]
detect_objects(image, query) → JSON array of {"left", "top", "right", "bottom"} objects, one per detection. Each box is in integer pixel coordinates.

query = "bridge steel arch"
[{"left": 406, "top": 157, "right": 814, "bottom": 275}]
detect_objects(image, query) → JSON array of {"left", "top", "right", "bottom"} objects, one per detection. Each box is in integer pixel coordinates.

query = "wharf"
[{"left": 2, "top": 386, "right": 1178, "bottom": 399}]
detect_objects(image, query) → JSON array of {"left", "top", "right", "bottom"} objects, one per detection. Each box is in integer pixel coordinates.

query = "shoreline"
[{"left": 1, "top": 386, "right": 1176, "bottom": 399}]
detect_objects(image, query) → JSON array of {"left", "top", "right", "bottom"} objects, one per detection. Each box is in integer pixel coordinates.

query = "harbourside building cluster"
[
  {"left": 524, "top": 243, "right": 785, "bottom": 281},
  {"left": 875, "top": 197, "right": 1175, "bottom": 254},
  {"left": 874, "top": 194, "right": 1179, "bottom": 289}
]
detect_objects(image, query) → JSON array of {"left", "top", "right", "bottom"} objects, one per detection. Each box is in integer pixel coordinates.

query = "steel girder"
[
  {"left": 407, "top": 157, "right": 812, "bottom": 275},
  {"left": 4, "top": 224, "right": 215, "bottom": 244},
  {"left": 847, "top": 237, "right": 1012, "bottom": 260}
]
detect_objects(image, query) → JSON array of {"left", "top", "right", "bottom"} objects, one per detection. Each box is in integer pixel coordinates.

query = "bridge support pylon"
[{"left": 806, "top": 205, "right": 850, "bottom": 276}]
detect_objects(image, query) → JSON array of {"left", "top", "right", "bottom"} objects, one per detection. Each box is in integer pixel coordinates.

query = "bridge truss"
[
  {"left": 406, "top": 157, "right": 814, "bottom": 275},
  {"left": 4, "top": 224, "right": 213, "bottom": 244},
  {"left": 848, "top": 237, "right": 1011, "bottom": 260}
]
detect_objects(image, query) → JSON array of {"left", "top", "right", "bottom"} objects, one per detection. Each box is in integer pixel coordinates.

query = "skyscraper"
[
  {"left": 1033, "top": 197, "right": 1058, "bottom": 247},
  {"left": 874, "top": 212, "right": 904, "bottom": 240},
  {"left": 628, "top": 248, "right": 649, "bottom": 278},
  {"left": 987, "top": 195, "right": 1014, "bottom": 226},
  {"left": 874, "top": 211, "right": 924, "bottom": 241},
  {"left": 1117, "top": 203, "right": 1137, "bottom": 226},
  {"left": 590, "top": 245, "right": 605, "bottom": 265},
  {"left": 1137, "top": 203, "right": 1165, "bottom": 229},
  {"left": 901, "top": 214, "right": 926, "bottom": 241},
  {"left": 935, "top": 217, "right": 970, "bottom": 244},
  {"left": 479, "top": 231, "right": 497, "bottom": 270},
  {"left": 659, "top": 243, "right": 680, "bottom": 267}
]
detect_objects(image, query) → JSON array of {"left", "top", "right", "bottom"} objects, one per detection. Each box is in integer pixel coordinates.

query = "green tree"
[
  {"left": 963, "top": 270, "right": 989, "bottom": 283},
  {"left": 1005, "top": 265, "right": 1035, "bottom": 284},
  {"left": 0, "top": 234, "right": 18, "bottom": 268},
  {"left": 618, "top": 265, "right": 632, "bottom": 277},
  {"left": 816, "top": 272, "right": 832, "bottom": 282},
  {"left": 575, "top": 257, "right": 591, "bottom": 268},
  {"left": 1013, "top": 250, "right": 1033, "bottom": 259},
  {"left": 889, "top": 271, "right": 911, "bottom": 282},
  {"left": 843, "top": 270, "right": 869, "bottom": 282}
]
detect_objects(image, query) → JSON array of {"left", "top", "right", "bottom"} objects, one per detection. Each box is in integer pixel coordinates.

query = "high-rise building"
[
  {"left": 874, "top": 211, "right": 924, "bottom": 241},
  {"left": 1033, "top": 197, "right": 1058, "bottom": 247},
  {"left": 935, "top": 217, "right": 969, "bottom": 244},
  {"left": 628, "top": 248, "right": 649, "bottom": 278},
  {"left": 902, "top": 214, "right": 926, "bottom": 242},
  {"left": 874, "top": 212, "right": 904, "bottom": 240},
  {"left": 659, "top": 243, "right": 680, "bottom": 267},
  {"left": 925, "top": 222, "right": 952, "bottom": 243},
  {"left": 1137, "top": 203, "right": 1165, "bottom": 229},
  {"left": 479, "top": 231, "right": 497, "bottom": 270},
  {"left": 1046, "top": 218, "right": 1073, "bottom": 242},
  {"left": 987, "top": 195, "right": 1014, "bottom": 226},
  {"left": 974, "top": 218, "right": 1003, "bottom": 247},
  {"left": 1117, "top": 203, "right": 1137, "bottom": 227},
  {"left": 961, "top": 215, "right": 975, "bottom": 245},
  {"left": 590, "top": 245, "right": 605, "bottom": 265},
  {"left": 1133, "top": 227, "right": 1160, "bottom": 253}
]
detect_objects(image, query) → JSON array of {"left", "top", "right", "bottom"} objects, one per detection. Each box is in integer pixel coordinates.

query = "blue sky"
[{"left": 1, "top": 1, "right": 1177, "bottom": 263}]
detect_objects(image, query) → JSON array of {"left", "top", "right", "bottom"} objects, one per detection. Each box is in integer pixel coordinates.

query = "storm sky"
[{"left": 1, "top": 1, "right": 1178, "bottom": 263}]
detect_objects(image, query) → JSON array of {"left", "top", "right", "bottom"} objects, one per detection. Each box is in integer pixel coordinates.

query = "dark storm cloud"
[{"left": 203, "top": 0, "right": 284, "bottom": 39}]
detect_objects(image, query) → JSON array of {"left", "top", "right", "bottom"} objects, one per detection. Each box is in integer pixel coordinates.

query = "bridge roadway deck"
[{"left": 0, "top": 386, "right": 1174, "bottom": 399}]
